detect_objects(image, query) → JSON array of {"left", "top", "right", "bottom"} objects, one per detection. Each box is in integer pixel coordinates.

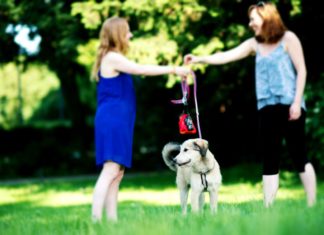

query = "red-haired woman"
[{"left": 185, "top": 2, "right": 316, "bottom": 208}]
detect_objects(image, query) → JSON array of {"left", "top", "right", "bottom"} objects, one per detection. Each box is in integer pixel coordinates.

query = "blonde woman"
[
  {"left": 185, "top": 2, "right": 316, "bottom": 207},
  {"left": 91, "top": 17, "right": 190, "bottom": 222}
]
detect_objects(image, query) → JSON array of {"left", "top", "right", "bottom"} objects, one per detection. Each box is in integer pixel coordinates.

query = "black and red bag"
[{"left": 178, "top": 112, "right": 197, "bottom": 134}]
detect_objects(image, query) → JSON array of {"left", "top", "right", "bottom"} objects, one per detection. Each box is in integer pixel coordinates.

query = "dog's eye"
[{"left": 184, "top": 148, "right": 188, "bottom": 152}]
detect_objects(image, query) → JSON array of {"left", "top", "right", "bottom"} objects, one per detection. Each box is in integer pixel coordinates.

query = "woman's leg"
[
  {"left": 258, "top": 106, "right": 282, "bottom": 207},
  {"left": 299, "top": 163, "right": 316, "bottom": 207},
  {"left": 104, "top": 167, "right": 125, "bottom": 221},
  {"left": 263, "top": 174, "right": 279, "bottom": 207},
  {"left": 91, "top": 161, "right": 123, "bottom": 221},
  {"left": 286, "top": 110, "right": 317, "bottom": 206}
]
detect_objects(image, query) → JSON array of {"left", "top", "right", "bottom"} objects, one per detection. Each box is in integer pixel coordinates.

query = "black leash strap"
[{"left": 200, "top": 173, "right": 208, "bottom": 191}]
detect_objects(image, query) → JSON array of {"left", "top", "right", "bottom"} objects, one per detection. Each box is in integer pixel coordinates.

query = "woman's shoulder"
[
  {"left": 281, "top": 31, "right": 302, "bottom": 51},
  {"left": 103, "top": 51, "right": 124, "bottom": 62},
  {"left": 244, "top": 37, "right": 258, "bottom": 52},
  {"left": 282, "top": 31, "right": 300, "bottom": 43},
  {"left": 101, "top": 51, "right": 128, "bottom": 70},
  {"left": 100, "top": 52, "right": 125, "bottom": 76}
]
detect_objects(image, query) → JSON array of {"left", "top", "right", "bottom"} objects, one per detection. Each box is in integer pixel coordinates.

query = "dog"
[{"left": 162, "top": 138, "right": 221, "bottom": 214}]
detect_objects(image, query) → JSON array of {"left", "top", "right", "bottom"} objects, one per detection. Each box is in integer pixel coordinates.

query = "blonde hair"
[
  {"left": 248, "top": 2, "right": 287, "bottom": 43},
  {"left": 91, "top": 17, "right": 130, "bottom": 81}
]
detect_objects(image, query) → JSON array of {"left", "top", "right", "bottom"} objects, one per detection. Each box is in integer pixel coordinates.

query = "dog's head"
[{"left": 174, "top": 138, "right": 209, "bottom": 167}]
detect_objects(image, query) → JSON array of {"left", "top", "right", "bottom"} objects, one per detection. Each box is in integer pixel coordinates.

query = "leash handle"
[{"left": 170, "top": 78, "right": 190, "bottom": 105}]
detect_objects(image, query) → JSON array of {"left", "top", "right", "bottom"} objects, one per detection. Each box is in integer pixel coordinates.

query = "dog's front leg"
[
  {"left": 191, "top": 190, "right": 201, "bottom": 213},
  {"left": 209, "top": 190, "right": 218, "bottom": 214},
  {"left": 179, "top": 187, "right": 189, "bottom": 215},
  {"left": 199, "top": 192, "right": 205, "bottom": 211}
]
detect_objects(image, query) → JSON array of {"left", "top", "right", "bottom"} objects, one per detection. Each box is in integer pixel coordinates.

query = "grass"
[{"left": 0, "top": 164, "right": 323, "bottom": 235}]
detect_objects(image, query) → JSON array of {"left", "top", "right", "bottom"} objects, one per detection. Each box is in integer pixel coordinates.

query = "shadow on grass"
[{"left": 0, "top": 163, "right": 314, "bottom": 195}]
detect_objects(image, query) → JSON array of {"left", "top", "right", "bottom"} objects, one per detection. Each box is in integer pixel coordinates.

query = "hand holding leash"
[
  {"left": 184, "top": 54, "right": 199, "bottom": 65},
  {"left": 173, "top": 66, "right": 191, "bottom": 77}
]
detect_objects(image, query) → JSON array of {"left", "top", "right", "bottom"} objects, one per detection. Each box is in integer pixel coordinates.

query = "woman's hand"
[
  {"left": 174, "top": 66, "right": 191, "bottom": 77},
  {"left": 184, "top": 54, "right": 200, "bottom": 64},
  {"left": 289, "top": 102, "right": 302, "bottom": 121}
]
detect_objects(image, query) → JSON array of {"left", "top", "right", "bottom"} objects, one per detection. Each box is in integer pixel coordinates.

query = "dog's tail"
[{"left": 162, "top": 142, "right": 180, "bottom": 171}]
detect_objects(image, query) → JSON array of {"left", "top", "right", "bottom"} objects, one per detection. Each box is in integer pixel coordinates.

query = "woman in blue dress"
[
  {"left": 91, "top": 17, "right": 191, "bottom": 222},
  {"left": 184, "top": 2, "right": 316, "bottom": 207}
]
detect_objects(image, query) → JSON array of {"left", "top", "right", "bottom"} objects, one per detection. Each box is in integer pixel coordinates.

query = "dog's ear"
[{"left": 193, "top": 139, "right": 208, "bottom": 157}]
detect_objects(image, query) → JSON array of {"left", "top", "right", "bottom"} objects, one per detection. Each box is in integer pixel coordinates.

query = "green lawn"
[{"left": 0, "top": 165, "right": 323, "bottom": 235}]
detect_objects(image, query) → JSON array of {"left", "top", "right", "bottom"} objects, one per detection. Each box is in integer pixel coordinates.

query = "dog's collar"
[{"left": 194, "top": 160, "right": 215, "bottom": 175}]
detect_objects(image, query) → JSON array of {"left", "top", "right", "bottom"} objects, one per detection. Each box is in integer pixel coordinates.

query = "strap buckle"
[{"left": 182, "top": 92, "right": 188, "bottom": 105}]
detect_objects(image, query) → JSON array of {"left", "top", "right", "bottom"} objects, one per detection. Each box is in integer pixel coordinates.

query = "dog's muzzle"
[{"left": 175, "top": 159, "right": 191, "bottom": 167}]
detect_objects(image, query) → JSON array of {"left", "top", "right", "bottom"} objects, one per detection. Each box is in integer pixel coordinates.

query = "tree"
[{"left": 1, "top": 0, "right": 91, "bottom": 130}]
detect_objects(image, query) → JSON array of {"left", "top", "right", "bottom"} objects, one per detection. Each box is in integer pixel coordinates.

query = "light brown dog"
[{"left": 162, "top": 138, "right": 222, "bottom": 214}]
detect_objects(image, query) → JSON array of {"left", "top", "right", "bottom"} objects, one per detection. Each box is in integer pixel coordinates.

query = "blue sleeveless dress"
[{"left": 95, "top": 72, "right": 136, "bottom": 168}]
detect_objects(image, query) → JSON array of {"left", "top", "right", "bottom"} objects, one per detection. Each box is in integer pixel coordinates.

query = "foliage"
[
  {"left": 0, "top": 63, "right": 60, "bottom": 129},
  {"left": 305, "top": 75, "right": 324, "bottom": 166},
  {"left": 0, "top": 0, "right": 91, "bottom": 133},
  {"left": 0, "top": 126, "right": 94, "bottom": 179},
  {"left": 0, "top": 0, "right": 323, "bottom": 174}
]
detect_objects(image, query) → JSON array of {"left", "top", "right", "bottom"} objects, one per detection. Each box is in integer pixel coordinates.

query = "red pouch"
[{"left": 178, "top": 113, "right": 197, "bottom": 134}]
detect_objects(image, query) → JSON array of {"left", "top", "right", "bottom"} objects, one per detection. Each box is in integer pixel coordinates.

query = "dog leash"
[
  {"left": 192, "top": 72, "right": 202, "bottom": 139},
  {"left": 171, "top": 71, "right": 202, "bottom": 139}
]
